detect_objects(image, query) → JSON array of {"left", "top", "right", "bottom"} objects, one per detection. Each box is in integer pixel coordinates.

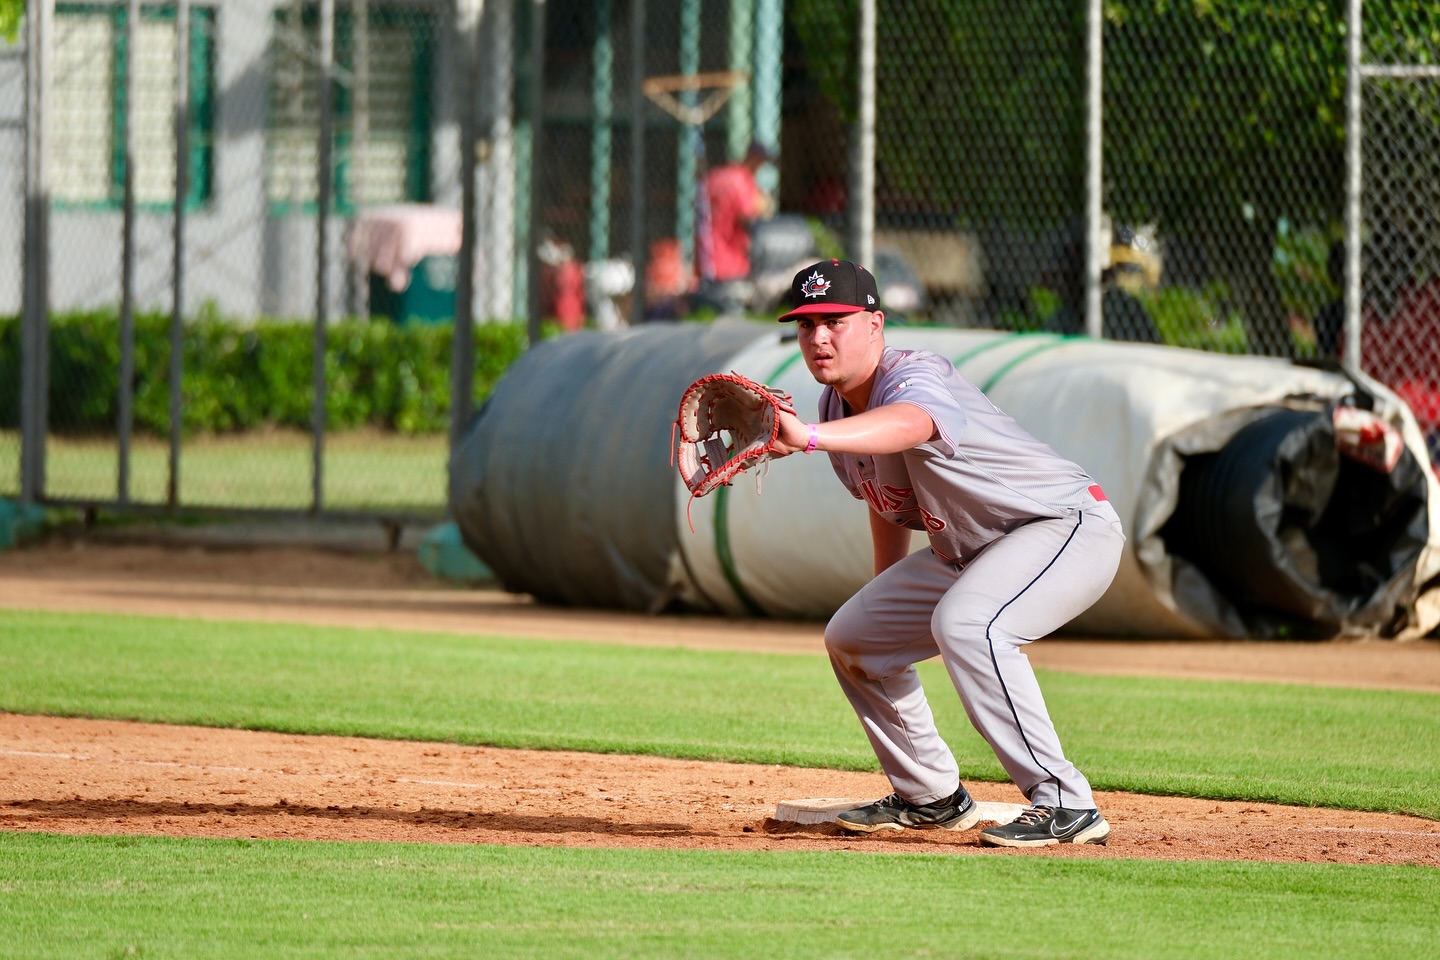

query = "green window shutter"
[
  {"left": 267, "top": 4, "right": 433, "bottom": 213},
  {"left": 267, "top": 5, "right": 324, "bottom": 210},
  {"left": 186, "top": 9, "right": 216, "bottom": 209},
  {"left": 52, "top": 3, "right": 215, "bottom": 211},
  {"left": 365, "top": 19, "right": 424, "bottom": 205}
]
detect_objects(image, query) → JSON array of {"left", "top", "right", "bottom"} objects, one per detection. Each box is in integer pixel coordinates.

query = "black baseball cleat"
[
  {"left": 978, "top": 806, "right": 1110, "bottom": 847},
  {"left": 835, "top": 786, "right": 981, "bottom": 834}
]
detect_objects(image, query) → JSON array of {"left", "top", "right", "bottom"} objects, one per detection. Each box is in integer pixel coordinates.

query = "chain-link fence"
[
  {"left": 1359, "top": 3, "right": 1440, "bottom": 463},
  {"left": 4, "top": 0, "right": 453, "bottom": 518},
  {"left": 0, "top": 28, "right": 22, "bottom": 500},
  {"left": 1101, "top": 3, "right": 1346, "bottom": 357},
  {"left": 3, "top": 0, "right": 1437, "bottom": 521}
]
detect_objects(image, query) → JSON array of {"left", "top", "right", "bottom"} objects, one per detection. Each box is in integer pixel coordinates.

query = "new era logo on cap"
[{"left": 778, "top": 259, "right": 881, "bottom": 322}]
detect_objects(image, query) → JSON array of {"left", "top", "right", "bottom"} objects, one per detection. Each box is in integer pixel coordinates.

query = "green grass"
[
  {"left": 2, "top": 608, "right": 1439, "bottom": 819},
  {"left": 0, "top": 428, "right": 448, "bottom": 512},
  {"left": 2, "top": 834, "right": 1435, "bottom": 960},
  {"left": 3, "top": 607, "right": 1439, "bottom": 958}
]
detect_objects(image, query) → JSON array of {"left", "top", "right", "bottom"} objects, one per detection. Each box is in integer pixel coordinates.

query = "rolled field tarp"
[
  {"left": 452, "top": 322, "right": 1440, "bottom": 639},
  {"left": 449, "top": 321, "right": 763, "bottom": 611}
]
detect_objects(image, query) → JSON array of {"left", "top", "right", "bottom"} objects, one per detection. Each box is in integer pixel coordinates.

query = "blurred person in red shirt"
[{"left": 695, "top": 141, "right": 775, "bottom": 311}]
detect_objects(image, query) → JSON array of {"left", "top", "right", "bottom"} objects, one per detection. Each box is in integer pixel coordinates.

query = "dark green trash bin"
[{"left": 369, "top": 254, "right": 457, "bottom": 325}]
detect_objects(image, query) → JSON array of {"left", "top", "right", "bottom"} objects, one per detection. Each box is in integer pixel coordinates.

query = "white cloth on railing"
[{"left": 348, "top": 205, "right": 463, "bottom": 292}]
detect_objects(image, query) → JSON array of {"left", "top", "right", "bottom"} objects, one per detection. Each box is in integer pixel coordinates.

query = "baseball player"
[{"left": 769, "top": 259, "right": 1124, "bottom": 846}]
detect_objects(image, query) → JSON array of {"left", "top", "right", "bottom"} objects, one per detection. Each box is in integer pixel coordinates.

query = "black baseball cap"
[{"left": 777, "top": 259, "right": 880, "bottom": 322}]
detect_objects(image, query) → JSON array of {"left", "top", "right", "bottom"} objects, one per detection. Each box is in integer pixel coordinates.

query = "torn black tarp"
[{"left": 1161, "top": 404, "right": 1430, "bottom": 638}]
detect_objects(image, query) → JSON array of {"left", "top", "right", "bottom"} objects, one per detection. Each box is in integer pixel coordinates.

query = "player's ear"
[{"left": 869, "top": 310, "right": 885, "bottom": 337}]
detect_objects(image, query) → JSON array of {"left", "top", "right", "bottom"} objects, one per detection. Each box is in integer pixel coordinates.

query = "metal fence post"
[
  {"left": 848, "top": 0, "right": 875, "bottom": 270},
  {"left": 1343, "top": 0, "right": 1363, "bottom": 371},
  {"left": 118, "top": 0, "right": 140, "bottom": 504},
  {"left": 452, "top": 0, "right": 483, "bottom": 453},
  {"left": 725, "top": 0, "right": 752, "bottom": 160},
  {"left": 752, "top": 0, "right": 781, "bottom": 158},
  {"left": 313, "top": 0, "right": 335, "bottom": 513},
  {"left": 674, "top": 0, "right": 699, "bottom": 278},
  {"left": 589, "top": 0, "right": 613, "bottom": 263},
  {"left": 1084, "top": 0, "right": 1104, "bottom": 339},
  {"left": 351, "top": 0, "right": 370, "bottom": 322},
  {"left": 526, "top": 0, "right": 547, "bottom": 346},
  {"left": 627, "top": 0, "right": 647, "bottom": 325},
  {"left": 169, "top": 0, "right": 191, "bottom": 509},
  {"left": 21, "top": 0, "right": 53, "bottom": 507}
]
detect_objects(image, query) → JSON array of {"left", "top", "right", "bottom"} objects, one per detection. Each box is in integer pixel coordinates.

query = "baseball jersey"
[{"left": 820, "top": 347, "right": 1101, "bottom": 565}]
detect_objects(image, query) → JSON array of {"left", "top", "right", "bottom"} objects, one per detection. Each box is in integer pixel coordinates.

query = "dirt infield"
[{"left": 2, "top": 538, "right": 1438, "bottom": 865}]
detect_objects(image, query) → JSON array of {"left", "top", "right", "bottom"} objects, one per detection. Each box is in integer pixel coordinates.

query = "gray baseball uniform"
[{"left": 820, "top": 346, "right": 1124, "bottom": 809}]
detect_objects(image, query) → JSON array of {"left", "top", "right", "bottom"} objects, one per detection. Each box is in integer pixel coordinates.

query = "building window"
[
  {"left": 267, "top": 4, "right": 433, "bottom": 213},
  {"left": 52, "top": 4, "right": 215, "bottom": 210}
]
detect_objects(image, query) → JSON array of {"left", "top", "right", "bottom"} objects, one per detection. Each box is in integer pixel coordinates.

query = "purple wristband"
[{"left": 804, "top": 423, "right": 819, "bottom": 454}]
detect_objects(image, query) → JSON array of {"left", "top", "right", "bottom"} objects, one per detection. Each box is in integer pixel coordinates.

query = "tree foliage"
[
  {"left": 1102, "top": 0, "right": 1348, "bottom": 232},
  {"left": 0, "top": 0, "right": 22, "bottom": 42},
  {"left": 790, "top": 0, "right": 1358, "bottom": 230},
  {"left": 791, "top": 0, "right": 1086, "bottom": 227},
  {"left": 787, "top": 0, "right": 1440, "bottom": 352}
]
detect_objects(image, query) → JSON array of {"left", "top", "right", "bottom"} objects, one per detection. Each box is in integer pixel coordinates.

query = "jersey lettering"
[
  {"left": 919, "top": 507, "right": 947, "bottom": 534},
  {"left": 858, "top": 477, "right": 914, "bottom": 514}
]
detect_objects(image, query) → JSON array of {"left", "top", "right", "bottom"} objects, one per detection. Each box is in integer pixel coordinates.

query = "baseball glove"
[{"left": 673, "top": 372, "right": 796, "bottom": 499}]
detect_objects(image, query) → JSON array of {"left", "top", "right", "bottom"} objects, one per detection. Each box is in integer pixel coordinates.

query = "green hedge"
[{"left": 0, "top": 309, "right": 533, "bottom": 436}]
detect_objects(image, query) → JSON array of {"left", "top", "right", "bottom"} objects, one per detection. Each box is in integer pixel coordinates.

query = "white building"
[{"left": 1, "top": 0, "right": 521, "bottom": 321}]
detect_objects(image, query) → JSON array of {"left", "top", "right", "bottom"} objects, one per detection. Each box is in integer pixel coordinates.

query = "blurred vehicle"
[
  {"left": 871, "top": 246, "right": 928, "bottom": 316},
  {"left": 746, "top": 214, "right": 820, "bottom": 312},
  {"left": 746, "top": 214, "right": 927, "bottom": 320}
]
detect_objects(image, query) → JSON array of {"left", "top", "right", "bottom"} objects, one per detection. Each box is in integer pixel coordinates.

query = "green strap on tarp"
[
  {"left": 711, "top": 480, "right": 763, "bottom": 617},
  {"left": 710, "top": 347, "right": 805, "bottom": 617},
  {"left": 970, "top": 334, "right": 1078, "bottom": 393}
]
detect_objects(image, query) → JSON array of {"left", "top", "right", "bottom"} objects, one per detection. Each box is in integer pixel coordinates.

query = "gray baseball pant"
[{"left": 824, "top": 501, "right": 1125, "bottom": 810}]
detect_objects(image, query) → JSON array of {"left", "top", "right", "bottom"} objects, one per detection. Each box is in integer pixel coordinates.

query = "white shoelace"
[{"left": 1012, "top": 805, "right": 1055, "bottom": 825}]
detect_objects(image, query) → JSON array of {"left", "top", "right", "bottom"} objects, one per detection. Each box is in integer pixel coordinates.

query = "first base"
[{"left": 774, "top": 797, "right": 1027, "bottom": 826}]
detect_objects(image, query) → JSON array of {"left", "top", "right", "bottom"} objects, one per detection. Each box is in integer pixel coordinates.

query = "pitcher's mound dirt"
[{"left": 1, "top": 539, "right": 1438, "bottom": 865}]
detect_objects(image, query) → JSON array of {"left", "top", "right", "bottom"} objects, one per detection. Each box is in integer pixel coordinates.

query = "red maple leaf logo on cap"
[{"left": 800, "top": 271, "right": 832, "bottom": 299}]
